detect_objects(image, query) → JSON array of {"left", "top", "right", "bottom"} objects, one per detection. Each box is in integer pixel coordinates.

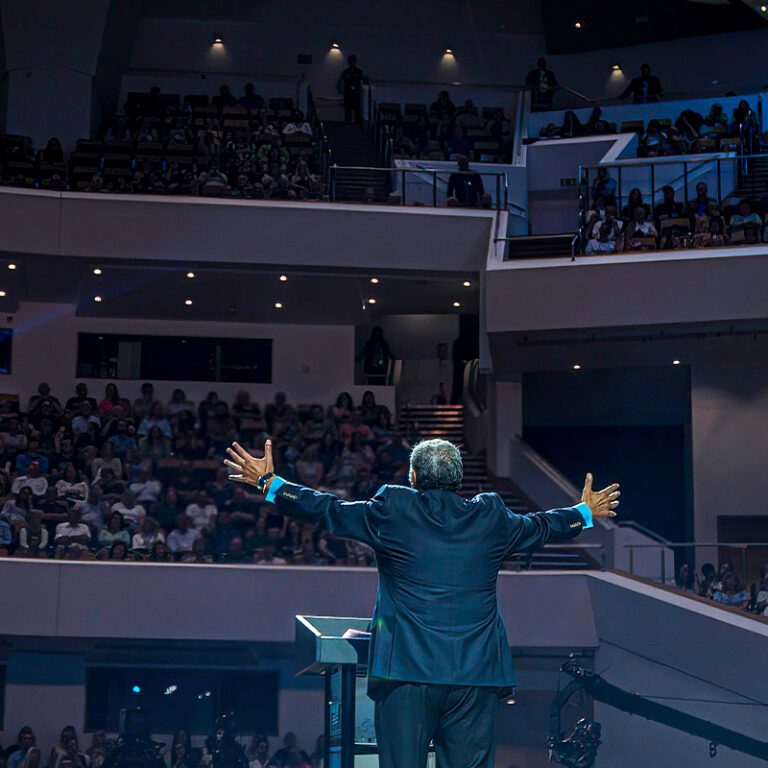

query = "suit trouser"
[{"left": 374, "top": 682, "right": 497, "bottom": 768}]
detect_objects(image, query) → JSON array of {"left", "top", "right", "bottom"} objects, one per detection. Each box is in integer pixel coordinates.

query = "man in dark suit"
[
  {"left": 225, "top": 438, "right": 619, "bottom": 768},
  {"left": 619, "top": 63, "right": 664, "bottom": 104}
]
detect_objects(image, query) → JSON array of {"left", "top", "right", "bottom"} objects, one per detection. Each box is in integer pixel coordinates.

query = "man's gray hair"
[{"left": 409, "top": 439, "right": 463, "bottom": 490}]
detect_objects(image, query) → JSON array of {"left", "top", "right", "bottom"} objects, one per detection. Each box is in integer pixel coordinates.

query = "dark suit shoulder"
[
  {"left": 375, "top": 483, "right": 417, "bottom": 498},
  {"left": 467, "top": 491, "right": 505, "bottom": 508}
]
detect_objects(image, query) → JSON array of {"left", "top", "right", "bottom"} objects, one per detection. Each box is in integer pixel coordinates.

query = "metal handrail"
[
  {"left": 504, "top": 542, "right": 607, "bottom": 571},
  {"left": 623, "top": 541, "right": 768, "bottom": 590},
  {"left": 329, "top": 164, "right": 509, "bottom": 210}
]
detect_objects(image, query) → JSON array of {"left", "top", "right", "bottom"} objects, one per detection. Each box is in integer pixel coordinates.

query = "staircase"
[
  {"left": 729, "top": 155, "right": 768, "bottom": 199},
  {"left": 398, "top": 403, "right": 601, "bottom": 571},
  {"left": 324, "top": 121, "right": 391, "bottom": 203}
]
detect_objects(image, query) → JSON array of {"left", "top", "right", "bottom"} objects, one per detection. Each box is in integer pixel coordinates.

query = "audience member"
[
  {"left": 619, "top": 63, "right": 663, "bottom": 104},
  {"left": 525, "top": 57, "right": 558, "bottom": 112},
  {"left": 337, "top": 55, "right": 368, "bottom": 124}
]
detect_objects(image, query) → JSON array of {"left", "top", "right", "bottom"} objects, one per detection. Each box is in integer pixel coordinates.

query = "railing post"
[
  {"left": 432, "top": 171, "right": 437, "bottom": 207},
  {"left": 617, "top": 165, "right": 622, "bottom": 210},
  {"left": 717, "top": 157, "right": 722, "bottom": 207},
  {"left": 330, "top": 164, "right": 336, "bottom": 202},
  {"left": 683, "top": 162, "right": 689, "bottom": 209},
  {"left": 660, "top": 547, "right": 666, "bottom": 585},
  {"left": 401, "top": 169, "right": 406, "bottom": 205},
  {"left": 650, "top": 163, "right": 656, "bottom": 218},
  {"left": 742, "top": 546, "right": 748, "bottom": 593},
  {"left": 495, "top": 174, "right": 500, "bottom": 211},
  {"left": 629, "top": 545, "right": 634, "bottom": 575}
]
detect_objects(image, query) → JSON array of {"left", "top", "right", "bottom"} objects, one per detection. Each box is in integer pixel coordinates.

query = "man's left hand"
[
  {"left": 581, "top": 473, "right": 620, "bottom": 518},
  {"left": 224, "top": 440, "right": 274, "bottom": 487}
]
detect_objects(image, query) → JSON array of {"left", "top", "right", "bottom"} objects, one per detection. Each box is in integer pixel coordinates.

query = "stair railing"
[{"left": 307, "top": 87, "right": 332, "bottom": 192}]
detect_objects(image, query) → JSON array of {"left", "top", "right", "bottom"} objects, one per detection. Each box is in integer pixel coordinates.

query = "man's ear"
[{"left": 410, "top": 470, "right": 416, "bottom": 487}]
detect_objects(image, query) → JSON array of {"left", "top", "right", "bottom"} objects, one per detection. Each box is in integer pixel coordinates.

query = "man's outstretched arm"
[
  {"left": 225, "top": 440, "right": 382, "bottom": 546},
  {"left": 505, "top": 473, "right": 619, "bottom": 555}
]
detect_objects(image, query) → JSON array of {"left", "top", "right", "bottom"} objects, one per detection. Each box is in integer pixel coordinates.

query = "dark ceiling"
[
  {"left": 0, "top": 256, "right": 478, "bottom": 325},
  {"left": 541, "top": 0, "right": 768, "bottom": 54}
]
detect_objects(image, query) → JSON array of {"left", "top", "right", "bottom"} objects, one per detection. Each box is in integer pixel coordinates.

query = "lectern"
[{"left": 295, "top": 615, "right": 377, "bottom": 768}]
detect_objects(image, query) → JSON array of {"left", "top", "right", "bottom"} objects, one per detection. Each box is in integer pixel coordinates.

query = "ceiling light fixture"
[
  {"left": 7, "top": 263, "right": 16, "bottom": 270},
  {"left": 673, "top": 359, "right": 681, "bottom": 365},
  {"left": 453, "top": 301, "right": 461, "bottom": 307},
  {"left": 370, "top": 277, "right": 380, "bottom": 284},
  {"left": 279, "top": 274, "right": 288, "bottom": 281},
  {"left": 611, "top": 64, "right": 621, "bottom": 71},
  {"left": 331, "top": 42, "right": 340, "bottom": 50},
  {"left": 213, "top": 37, "right": 224, "bottom": 46},
  {"left": 184, "top": 299, "right": 193, "bottom": 306},
  {"left": 573, "top": 364, "right": 582, "bottom": 370},
  {"left": 186, "top": 271, "right": 195, "bottom": 279},
  {"left": 0, "top": 291, "right": 6, "bottom": 297},
  {"left": 275, "top": 302, "right": 283, "bottom": 309},
  {"left": 94, "top": 295, "right": 103, "bottom": 303},
  {"left": 574, "top": 21, "right": 583, "bottom": 29},
  {"left": 93, "top": 267, "right": 102, "bottom": 275},
  {"left": 445, "top": 47, "right": 454, "bottom": 55},
  {"left": 367, "top": 298, "right": 377, "bottom": 305},
  {"left": 463, "top": 280, "right": 471, "bottom": 287}
]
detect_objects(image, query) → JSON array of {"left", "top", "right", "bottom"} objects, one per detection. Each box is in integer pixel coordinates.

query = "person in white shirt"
[
  {"left": 129, "top": 465, "right": 162, "bottom": 505},
  {"left": 54, "top": 508, "right": 92, "bottom": 548},
  {"left": 131, "top": 516, "right": 165, "bottom": 551},
  {"left": 167, "top": 513, "right": 201, "bottom": 555},
  {"left": 91, "top": 442, "right": 123, "bottom": 481},
  {"left": 282, "top": 110, "right": 312, "bottom": 136},
  {"left": 11, "top": 460, "right": 49, "bottom": 497},
  {"left": 18, "top": 510, "right": 49, "bottom": 551},
  {"left": 110, "top": 490, "right": 146, "bottom": 528},
  {"left": 1, "top": 487, "right": 34, "bottom": 526},
  {"left": 185, "top": 490, "right": 218, "bottom": 531},
  {"left": 71, "top": 402, "right": 101, "bottom": 435},
  {"left": 55, "top": 464, "right": 89, "bottom": 501}
]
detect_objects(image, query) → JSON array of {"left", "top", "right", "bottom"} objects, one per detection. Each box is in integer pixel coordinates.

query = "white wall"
[
  {"left": 5, "top": 302, "right": 394, "bottom": 411},
  {"left": 691, "top": 357, "right": 768, "bottom": 546}
]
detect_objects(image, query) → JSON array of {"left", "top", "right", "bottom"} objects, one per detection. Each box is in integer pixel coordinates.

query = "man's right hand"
[{"left": 581, "top": 473, "right": 620, "bottom": 518}]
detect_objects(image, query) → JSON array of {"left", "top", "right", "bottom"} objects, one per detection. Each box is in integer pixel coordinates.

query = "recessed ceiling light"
[
  {"left": 573, "top": 364, "right": 581, "bottom": 370},
  {"left": 279, "top": 274, "right": 288, "bottom": 281},
  {"left": 94, "top": 296, "right": 103, "bottom": 303},
  {"left": 186, "top": 271, "right": 195, "bottom": 279},
  {"left": 331, "top": 42, "right": 340, "bottom": 49},
  {"left": 672, "top": 359, "right": 681, "bottom": 365},
  {"left": 445, "top": 48, "right": 454, "bottom": 55},
  {"left": 184, "top": 299, "right": 193, "bottom": 306},
  {"left": 463, "top": 280, "right": 471, "bottom": 287},
  {"left": 574, "top": 21, "right": 583, "bottom": 29},
  {"left": 213, "top": 37, "right": 224, "bottom": 45},
  {"left": 370, "top": 277, "right": 379, "bottom": 284},
  {"left": 761, "top": 4, "right": 767, "bottom": 12},
  {"left": 275, "top": 302, "right": 283, "bottom": 309},
  {"left": 367, "top": 298, "right": 377, "bottom": 305},
  {"left": 7, "top": 264, "right": 16, "bottom": 271},
  {"left": 611, "top": 64, "right": 621, "bottom": 71},
  {"left": 93, "top": 267, "right": 102, "bottom": 275},
  {"left": 0, "top": 291, "right": 6, "bottom": 297},
  {"left": 453, "top": 301, "right": 461, "bottom": 307},
  {"left": 506, "top": 697, "right": 517, "bottom": 705}
]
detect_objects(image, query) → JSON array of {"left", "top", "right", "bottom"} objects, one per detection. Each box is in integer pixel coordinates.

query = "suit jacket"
[{"left": 271, "top": 481, "right": 588, "bottom": 690}]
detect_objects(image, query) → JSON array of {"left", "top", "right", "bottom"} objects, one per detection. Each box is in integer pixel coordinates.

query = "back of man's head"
[{"left": 409, "top": 439, "right": 463, "bottom": 491}]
